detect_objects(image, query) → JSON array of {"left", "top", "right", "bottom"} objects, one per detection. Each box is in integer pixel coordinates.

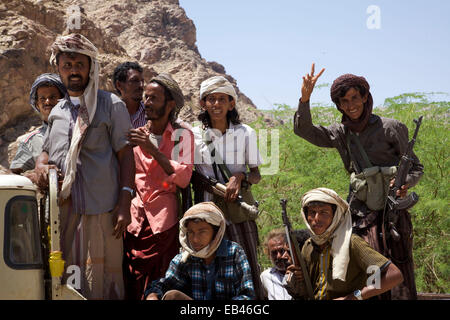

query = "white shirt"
[
  {"left": 69, "top": 96, "right": 81, "bottom": 106},
  {"left": 192, "top": 122, "right": 262, "bottom": 183},
  {"left": 260, "top": 268, "right": 293, "bottom": 300}
]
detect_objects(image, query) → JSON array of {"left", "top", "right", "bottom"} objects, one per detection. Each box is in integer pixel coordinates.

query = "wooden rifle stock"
[{"left": 192, "top": 170, "right": 259, "bottom": 219}]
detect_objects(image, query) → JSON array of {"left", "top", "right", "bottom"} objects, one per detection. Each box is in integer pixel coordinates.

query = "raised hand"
[
  {"left": 300, "top": 63, "right": 325, "bottom": 103},
  {"left": 128, "top": 127, "right": 159, "bottom": 156}
]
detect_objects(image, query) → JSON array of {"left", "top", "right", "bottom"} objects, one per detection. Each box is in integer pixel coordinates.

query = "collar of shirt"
[
  {"left": 204, "top": 121, "right": 241, "bottom": 143},
  {"left": 140, "top": 120, "right": 176, "bottom": 152},
  {"left": 130, "top": 101, "right": 146, "bottom": 123},
  {"left": 215, "top": 238, "right": 228, "bottom": 257},
  {"left": 368, "top": 114, "right": 380, "bottom": 125},
  {"left": 269, "top": 267, "right": 285, "bottom": 277},
  {"left": 39, "top": 122, "right": 48, "bottom": 135},
  {"left": 59, "top": 95, "right": 80, "bottom": 110},
  {"left": 159, "top": 121, "right": 176, "bottom": 147},
  {"left": 189, "top": 238, "right": 228, "bottom": 263},
  {"left": 311, "top": 239, "right": 332, "bottom": 253}
]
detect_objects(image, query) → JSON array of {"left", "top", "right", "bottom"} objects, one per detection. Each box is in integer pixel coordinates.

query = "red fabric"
[
  {"left": 127, "top": 122, "right": 194, "bottom": 236},
  {"left": 123, "top": 220, "right": 180, "bottom": 300}
]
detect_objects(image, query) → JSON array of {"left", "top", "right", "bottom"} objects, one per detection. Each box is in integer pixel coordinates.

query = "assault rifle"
[
  {"left": 383, "top": 116, "right": 423, "bottom": 242},
  {"left": 280, "top": 199, "right": 314, "bottom": 300},
  {"left": 191, "top": 170, "right": 259, "bottom": 219}
]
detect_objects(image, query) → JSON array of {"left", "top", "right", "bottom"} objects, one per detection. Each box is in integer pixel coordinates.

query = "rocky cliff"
[{"left": 0, "top": 0, "right": 267, "bottom": 168}]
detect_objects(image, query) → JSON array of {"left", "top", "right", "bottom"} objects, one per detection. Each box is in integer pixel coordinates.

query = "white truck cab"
[
  {"left": 0, "top": 174, "right": 44, "bottom": 299},
  {"left": 0, "top": 173, "right": 84, "bottom": 300}
]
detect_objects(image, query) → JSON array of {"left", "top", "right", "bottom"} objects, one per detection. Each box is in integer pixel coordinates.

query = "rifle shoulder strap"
[
  {"left": 204, "top": 130, "right": 233, "bottom": 183},
  {"left": 346, "top": 130, "right": 373, "bottom": 171}
]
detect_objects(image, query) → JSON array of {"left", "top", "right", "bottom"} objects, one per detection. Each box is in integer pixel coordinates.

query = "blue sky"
[{"left": 179, "top": 0, "right": 450, "bottom": 109}]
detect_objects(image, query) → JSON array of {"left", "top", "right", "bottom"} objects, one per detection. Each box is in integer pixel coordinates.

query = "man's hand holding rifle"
[
  {"left": 383, "top": 116, "right": 423, "bottom": 244},
  {"left": 280, "top": 199, "right": 314, "bottom": 300},
  {"left": 191, "top": 170, "right": 259, "bottom": 220}
]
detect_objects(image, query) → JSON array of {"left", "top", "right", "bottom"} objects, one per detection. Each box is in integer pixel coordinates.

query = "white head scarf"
[
  {"left": 50, "top": 33, "right": 99, "bottom": 200},
  {"left": 179, "top": 202, "right": 226, "bottom": 263},
  {"left": 199, "top": 76, "right": 238, "bottom": 103},
  {"left": 301, "top": 188, "right": 353, "bottom": 281}
]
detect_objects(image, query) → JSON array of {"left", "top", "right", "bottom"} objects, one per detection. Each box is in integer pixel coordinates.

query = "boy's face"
[
  {"left": 186, "top": 220, "right": 215, "bottom": 252},
  {"left": 306, "top": 204, "right": 334, "bottom": 235},
  {"left": 338, "top": 87, "right": 368, "bottom": 121},
  {"left": 200, "top": 92, "right": 235, "bottom": 122},
  {"left": 36, "top": 85, "right": 62, "bottom": 122}
]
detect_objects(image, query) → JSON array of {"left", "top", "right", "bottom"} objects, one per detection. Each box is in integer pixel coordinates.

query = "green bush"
[{"left": 252, "top": 95, "right": 449, "bottom": 293}]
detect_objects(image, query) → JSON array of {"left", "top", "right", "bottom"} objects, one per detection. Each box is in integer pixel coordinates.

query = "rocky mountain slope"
[{"left": 0, "top": 0, "right": 268, "bottom": 168}]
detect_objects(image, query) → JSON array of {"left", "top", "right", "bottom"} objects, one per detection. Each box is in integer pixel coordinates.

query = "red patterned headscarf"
[{"left": 330, "top": 74, "right": 373, "bottom": 132}]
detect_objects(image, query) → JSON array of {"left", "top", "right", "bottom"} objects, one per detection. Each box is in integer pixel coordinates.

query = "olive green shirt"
[{"left": 293, "top": 234, "right": 390, "bottom": 300}]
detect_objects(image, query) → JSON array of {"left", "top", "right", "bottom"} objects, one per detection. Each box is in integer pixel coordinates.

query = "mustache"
[
  {"left": 69, "top": 75, "right": 83, "bottom": 81},
  {"left": 274, "top": 258, "right": 290, "bottom": 266}
]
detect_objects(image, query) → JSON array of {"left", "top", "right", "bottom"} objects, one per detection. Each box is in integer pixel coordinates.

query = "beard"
[
  {"left": 66, "top": 75, "right": 89, "bottom": 93},
  {"left": 274, "top": 258, "right": 290, "bottom": 272},
  {"left": 145, "top": 102, "right": 167, "bottom": 121}
]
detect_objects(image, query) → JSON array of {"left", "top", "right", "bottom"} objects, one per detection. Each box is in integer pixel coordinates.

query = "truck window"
[{"left": 4, "top": 196, "right": 43, "bottom": 269}]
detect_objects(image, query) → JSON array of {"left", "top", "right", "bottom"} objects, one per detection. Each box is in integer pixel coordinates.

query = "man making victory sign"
[{"left": 293, "top": 63, "right": 423, "bottom": 300}]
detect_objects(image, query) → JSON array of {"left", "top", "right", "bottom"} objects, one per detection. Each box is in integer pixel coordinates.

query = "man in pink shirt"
[{"left": 124, "top": 73, "right": 194, "bottom": 300}]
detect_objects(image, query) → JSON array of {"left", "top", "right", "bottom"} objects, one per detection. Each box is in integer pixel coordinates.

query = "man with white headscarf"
[
  {"left": 192, "top": 75, "right": 264, "bottom": 299},
  {"left": 285, "top": 188, "right": 403, "bottom": 300},
  {"left": 35, "top": 33, "right": 135, "bottom": 300},
  {"left": 144, "top": 202, "right": 255, "bottom": 300}
]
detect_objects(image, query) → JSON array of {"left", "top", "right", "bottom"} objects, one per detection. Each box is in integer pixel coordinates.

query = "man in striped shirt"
[{"left": 113, "top": 62, "right": 147, "bottom": 128}]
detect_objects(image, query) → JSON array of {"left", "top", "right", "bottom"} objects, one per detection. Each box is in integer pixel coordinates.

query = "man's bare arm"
[{"left": 112, "top": 145, "right": 135, "bottom": 239}]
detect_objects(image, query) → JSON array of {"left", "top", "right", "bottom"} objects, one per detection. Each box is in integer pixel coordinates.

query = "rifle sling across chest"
[{"left": 346, "top": 131, "right": 397, "bottom": 211}]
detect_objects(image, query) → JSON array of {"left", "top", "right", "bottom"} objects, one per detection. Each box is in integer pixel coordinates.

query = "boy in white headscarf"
[
  {"left": 10, "top": 73, "right": 66, "bottom": 178},
  {"left": 192, "top": 75, "right": 264, "bottom": 299},
  {"left": 286, "top": 188, "right": 403, "bottom": 300},
  {"left": 145, "top": 202, "right": 255, "bottom": 300}
]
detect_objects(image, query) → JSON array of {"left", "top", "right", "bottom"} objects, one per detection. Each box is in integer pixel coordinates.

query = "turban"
[
  {"left": 200, "top": 76, "right": 238, "bottom": 103},
  {"left": 179, "top": 202, "right": 226, "bottom": 263},
  {"left": 50, "top": 33, "right": 100, "bottom": 200},
  {"left": 330, "top": 74, "right": 373, "bottom": 133},
  {"left": 150, "top": 73, "right": 184, "bottom": 118},
  {"left": 301, "top": 188, "right": 352, "bottom": 281},
  {"left": 29, "top": 73, "right": 67, "bottom": 113}
]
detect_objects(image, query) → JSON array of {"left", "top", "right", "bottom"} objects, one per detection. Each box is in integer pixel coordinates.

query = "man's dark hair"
[
  {"left": 113, "top": 61, "right": 143, "bottom": 95},
  {"left": 198, "top": 95, "right": 240, "bottom": 129},
  {"left": 334, "top": 84, "right": 368, "bottom": 105}
]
